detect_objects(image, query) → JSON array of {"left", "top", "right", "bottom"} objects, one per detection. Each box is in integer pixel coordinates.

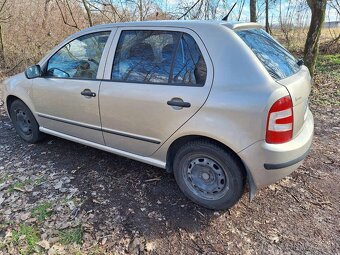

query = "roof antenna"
[
  {"left": 177, "top": 0, "right": 201, "bottom": 20},
  {"left": 222, "top": 1, "right": 237, "bottom": 21}
]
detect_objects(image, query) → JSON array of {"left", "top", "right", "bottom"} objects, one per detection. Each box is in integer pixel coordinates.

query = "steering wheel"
[{"left": 88, "top": 58, "right": 99, "bottom": 65}]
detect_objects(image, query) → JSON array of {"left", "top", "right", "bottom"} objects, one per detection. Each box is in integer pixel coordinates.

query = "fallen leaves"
[
  {"left": 267, "top": 232, "right": 280, "bottom": 244},
  {"left": 37, "top": 239, "right": 50, "bottom": 250},
  {"left": 20, "top": 212, "right": 31, "bottom": 221},
  {"left": 0, "top": 76, "right": 339, "bottom": 255},
  {"left": 0, "top": 193, "right": 4, "bottom": 205},
  {"left": 48, "top": 243, "right": 65, "bottom": 255}
]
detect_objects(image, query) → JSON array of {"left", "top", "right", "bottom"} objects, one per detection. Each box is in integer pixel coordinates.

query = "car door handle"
[
  {"left": 81, "top": 89, "right": 96, "bottom": 98},
  {"left": 167, "top": 99, "right": 191, "bottom": 108}
]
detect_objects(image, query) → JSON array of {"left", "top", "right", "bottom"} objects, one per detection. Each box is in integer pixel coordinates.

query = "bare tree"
[
  {"left": 56, "top": 0, "right": 80, "bottom": 29},
  {"left": 81, "top": 0, "right": 93, "bottom": 26},
  {"left": 326, "top": 0, "right": 340, "bottom": 44},
  {"left": 278, "top": 0, "right": 301, "bottom": 49},
  {"left": 265, "top": 0, "right": 269, "bottom": 32},
  {"left": 177, "top": 0, "right": 201, "bottom": 20},
  {"left": 90, "top": 0, "right": 127, "bottom": 22},
  {"left": 328, "top": 0, "right": 340, "bottom": 15},
  {"left": 250, "top": 0, "right": 256, "bottom": 22},
  {"left": 237, "top": 0, "right": 246, "bottom": 21},
  {"left": 303, "top": 0, "right": 327, "bottom": 75},
  {"left": 0, "top": 0, "right": 10, "bottom": 68},
  {"left": 41, "top": 0, "right": 53, "bottom": 29},
  {"left": 0, "top": 25, "right": 4, "bottom": 68}
]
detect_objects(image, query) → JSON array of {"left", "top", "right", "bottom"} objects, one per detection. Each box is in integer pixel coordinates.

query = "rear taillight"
[{"left": 266, "top": 95, "right": 293, "bottom": 144}]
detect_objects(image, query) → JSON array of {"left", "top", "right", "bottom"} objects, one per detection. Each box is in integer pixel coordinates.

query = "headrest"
[
  {"left": 78, "top": 60, "right": 90, "bottom": 70},
  {"left": 128, "top": 43, "right": 154, "bottom": 61},
  {"left": 162, "top": 43, "right": 176, "bottom": 60}
]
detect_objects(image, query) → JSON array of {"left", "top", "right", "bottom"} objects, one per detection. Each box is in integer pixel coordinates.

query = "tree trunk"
[
  {"left": 0, "top": 25, "right": 5, "bottom": 69},
  {"left": 139, "top": 0, "right": 143, "bottom": 21},
  {"left": 250, "top": 0, "right": 256, "bottom": 22},
  {"left": 42, "top": 0, "right": 51, "bottom": 30},
  {"left": 265, "top": 0, "right": 269, "bottom": 32},
  {"left": 304, "top": 0, "right": 327, "bottom": 76},
  {"left": 81, "top": 0, "right": 93, "bottom": 27}
]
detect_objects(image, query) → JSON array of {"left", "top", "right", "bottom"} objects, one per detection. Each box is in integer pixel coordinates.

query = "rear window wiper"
[{"left": 297, "top": 59, "right": 304, "bottom": 66}]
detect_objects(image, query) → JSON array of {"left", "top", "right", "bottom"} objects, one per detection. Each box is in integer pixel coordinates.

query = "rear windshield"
[{"left": 236, "top": 28, "right": 300, "bottom": 80}]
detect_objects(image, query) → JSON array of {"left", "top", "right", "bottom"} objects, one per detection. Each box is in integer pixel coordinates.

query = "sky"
[{"left": 159, "top": 0, "right": 339, "bottom": 24}]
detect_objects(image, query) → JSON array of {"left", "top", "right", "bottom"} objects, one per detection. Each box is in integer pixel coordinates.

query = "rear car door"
[
  {"left": 99, "top": 27, "right": 213, "bottom": 156},
  {"left": 32, "top": 29, "right": 114, "bottom": 144}
]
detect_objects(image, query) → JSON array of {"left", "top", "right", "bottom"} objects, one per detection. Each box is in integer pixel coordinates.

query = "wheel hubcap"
[
  {"left": 16, "top": 109, "right": 32, "bottom": 136},
  {"left": 185, "top": 157, "right": 229, "bottom": 200}
]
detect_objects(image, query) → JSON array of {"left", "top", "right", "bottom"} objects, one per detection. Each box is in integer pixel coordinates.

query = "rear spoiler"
[{"left": 222, "top": 22, "right": 263, "bottom": 30}]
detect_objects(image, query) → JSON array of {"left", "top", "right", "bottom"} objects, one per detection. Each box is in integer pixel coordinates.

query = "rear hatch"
[
  {"left": 235, "top": 28, "right": 311, "bottom": 137},
  {"left": 276, "top": 66, "right": 311, "bottom": 136}
]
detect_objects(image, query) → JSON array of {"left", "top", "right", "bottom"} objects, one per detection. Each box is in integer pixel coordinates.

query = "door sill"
[{"left": 39, "top": 127, "right": 166, "bottom": 169}]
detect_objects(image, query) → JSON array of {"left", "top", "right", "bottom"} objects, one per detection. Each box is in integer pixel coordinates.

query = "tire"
[
  {"left": 173, "top": 140, "right": 245, "bottom": 210},
  {"left": 9, "top": 100, "right": 44, "bottom": 143}
]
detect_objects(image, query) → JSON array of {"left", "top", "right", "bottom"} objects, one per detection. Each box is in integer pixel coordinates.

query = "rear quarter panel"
[{"left": 152, "top": 25, "right": 290, "bottom": 162}]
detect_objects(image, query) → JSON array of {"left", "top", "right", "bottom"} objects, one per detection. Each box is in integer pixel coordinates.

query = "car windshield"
[{"left": 236, "top": 28, "right": 300, "bottom": 80}]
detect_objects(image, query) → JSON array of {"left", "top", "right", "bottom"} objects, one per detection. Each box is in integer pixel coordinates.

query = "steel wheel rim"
[
  {"left": 183, "top": 156, "right": 229, "bottom": 200},
  {"left": 15, "top": 109, "right": 33, "bottom": 136}
]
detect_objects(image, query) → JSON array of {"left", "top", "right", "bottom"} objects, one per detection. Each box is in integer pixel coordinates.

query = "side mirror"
[{"left": 25, "top": 65, "right": 42, "bottom": 79}]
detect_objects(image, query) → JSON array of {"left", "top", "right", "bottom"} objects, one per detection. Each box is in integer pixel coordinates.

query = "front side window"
[
  {"left": 236, "top": 29, "right": 300, "bottom": 80},
  {"left": 46, "top": 31, "right": 110, "bottom": 79},
  {"left": 111, "top": 30, "right": 207, "bottom": 85}
]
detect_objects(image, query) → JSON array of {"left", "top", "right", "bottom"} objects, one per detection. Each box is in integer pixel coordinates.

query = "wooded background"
[
  {"left": 0, "top": 2, "right": 339, "bottom": 255},
  {"left": 0, "top": 0, "right": 339, "bottom": 77}
]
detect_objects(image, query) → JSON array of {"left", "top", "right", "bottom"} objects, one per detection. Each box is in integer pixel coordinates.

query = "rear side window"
[
  {"left": 172, "top": 34, "right": 207, "bottom": 85},
  {"left": 111, "top": 30, "right": 207, "bottom": 86},
  {"left": 236, "top": 29, "right": 300, "bottom": 80}
]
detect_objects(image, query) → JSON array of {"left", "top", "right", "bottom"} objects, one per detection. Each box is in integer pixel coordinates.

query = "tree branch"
[
  {"left": 55, "top": 0, "right": 79, "bottom": 30},
  {"left": 81, "top": 0, "right": 93, "bottom": 27},
  {"left": 177, "top": 0, "right": 201, "bottom": 20}
]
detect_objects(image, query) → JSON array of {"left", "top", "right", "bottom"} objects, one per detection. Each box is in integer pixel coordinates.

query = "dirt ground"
[{"left": 0, "top": 69, "right": 339, "bottom": 254}]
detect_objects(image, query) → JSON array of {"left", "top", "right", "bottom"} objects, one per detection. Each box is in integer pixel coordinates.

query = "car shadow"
[
  {"left": 44, "top": 136, "right": 222, "bottom": 239},
  {"left": 0, "top": 110, "right": 224, "bottom": 239}
]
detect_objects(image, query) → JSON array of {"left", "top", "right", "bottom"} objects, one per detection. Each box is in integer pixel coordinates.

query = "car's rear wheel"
[
  {"left": 173, "top": 140, "right": 245, "bottom": 210},
  {"left": 9, "top": 100, "right": 44, "bottom": 143}
]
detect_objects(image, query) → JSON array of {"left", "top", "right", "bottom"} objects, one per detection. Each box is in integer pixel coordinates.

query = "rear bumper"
[
  {"left": 263, "top": 149, "right": 310, "bottom": 170},
  {"left": 239, "top": 109, "right": 314, "bottom": 189}
]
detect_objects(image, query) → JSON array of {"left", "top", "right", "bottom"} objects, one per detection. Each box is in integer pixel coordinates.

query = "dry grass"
[
  {"left": 272, "top": 27, "right": 340, "bottom": 55},
  {"left": 0, "top": 1, "right": 339, "bottom": 78}
]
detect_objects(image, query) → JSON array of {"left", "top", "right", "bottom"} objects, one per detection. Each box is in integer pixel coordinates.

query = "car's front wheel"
[
  {"left": 9, "top": 99, "right": 44, "bottom": 143},
  {"left": 173, "top": 140, "right": 245, "bottom": 210}
]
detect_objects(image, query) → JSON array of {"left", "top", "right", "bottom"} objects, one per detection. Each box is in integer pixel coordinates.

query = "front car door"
[
  {"left": 32, "top": 29, "right": 115, "bottom": 144},
  {"left": 99, "top": 27, "right": 213, "bottom": 156}
]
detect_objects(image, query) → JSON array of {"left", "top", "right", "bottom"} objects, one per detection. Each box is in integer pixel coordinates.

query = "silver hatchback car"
[{"left": 2, "top": 20, "right": 314, "bottom": 210}]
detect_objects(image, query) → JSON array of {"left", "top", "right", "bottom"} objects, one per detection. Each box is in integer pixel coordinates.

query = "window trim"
[
  {"left": 40, "top": 30, "right": 113, "bottom": 81},
  {"left": 168, "top": 32, "right": 183, "bottom": 84},
  {"left": 109, "top": 28, "right": 208, "bottom": 87},
  {"left": 103, "top": 78, "right": 205, "bottom": 87}
]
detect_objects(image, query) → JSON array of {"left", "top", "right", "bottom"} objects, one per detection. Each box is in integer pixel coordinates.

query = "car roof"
[{"left": 84, "top": 20, "right": 262, "bottom": 32}]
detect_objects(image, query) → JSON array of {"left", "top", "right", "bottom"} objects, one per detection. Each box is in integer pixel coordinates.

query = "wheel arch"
[
  {"left": 165, "top": 135, "right": 257, "bottom": 200},
  {"left": 166, "top": 135, "right": 244, "bottom": 173},
  {"left": 6, "top": 95, "right": 23, "bottom": 117},
  {"left": 6, "top": 95, "right": 39, "bottom": 122}
]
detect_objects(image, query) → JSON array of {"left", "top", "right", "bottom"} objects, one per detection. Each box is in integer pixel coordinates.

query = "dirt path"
[{"left": 0, "top": 79, "right": 339, "bottom": 254}]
